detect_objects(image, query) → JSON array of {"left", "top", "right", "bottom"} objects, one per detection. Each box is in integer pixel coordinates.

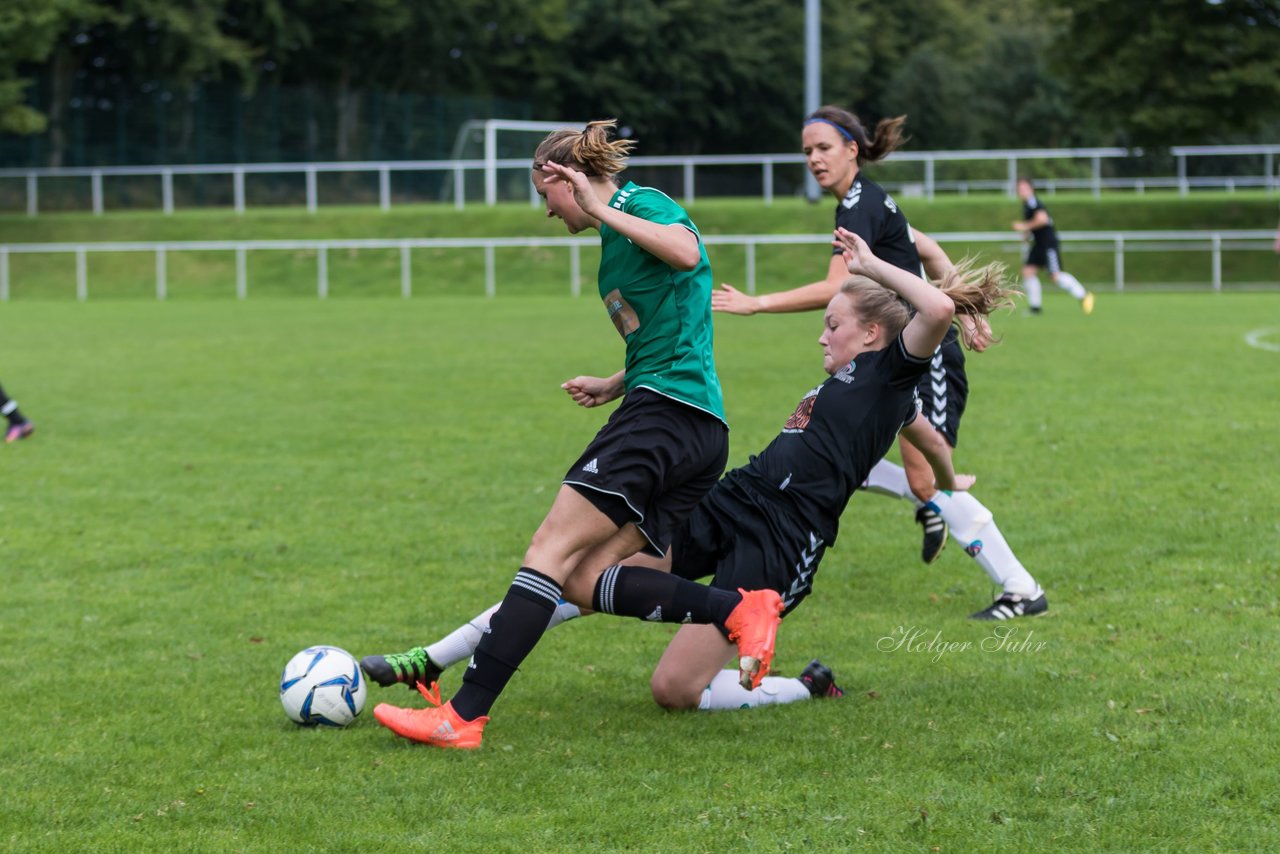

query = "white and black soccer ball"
[{"left": 279, "top": 645, "right": 367, "bottom": 727}]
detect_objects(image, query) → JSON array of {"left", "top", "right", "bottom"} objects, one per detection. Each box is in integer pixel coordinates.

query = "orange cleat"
[
  {"left": 373, "top": 682, "right": 488, "bottom": 750},
  {"left": 724, "top": 588, "right": 784, "bottom": 690}
]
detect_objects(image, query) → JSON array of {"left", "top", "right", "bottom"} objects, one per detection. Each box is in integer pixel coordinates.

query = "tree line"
[{"left": 2, "top": 0, "right": 1277, "bottom": 167}]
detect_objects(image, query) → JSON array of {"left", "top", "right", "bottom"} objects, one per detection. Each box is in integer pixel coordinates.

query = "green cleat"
[{"left": 361, "top": 647, "right": 444, "bottom": 689}]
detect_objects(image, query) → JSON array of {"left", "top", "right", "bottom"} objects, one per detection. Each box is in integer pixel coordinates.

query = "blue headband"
[{"left": 804, "top": 118, "right": 854, "bottom": 142}]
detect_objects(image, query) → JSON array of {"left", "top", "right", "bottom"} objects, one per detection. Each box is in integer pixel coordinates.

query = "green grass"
[{"left": 1, "top": 291, "right": 1278, "bottom": 851}]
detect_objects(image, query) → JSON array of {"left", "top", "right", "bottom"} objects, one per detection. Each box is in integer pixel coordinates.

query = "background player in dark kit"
[{"left": 1013, "top": 177, "right": 1095, "bottom": 315}]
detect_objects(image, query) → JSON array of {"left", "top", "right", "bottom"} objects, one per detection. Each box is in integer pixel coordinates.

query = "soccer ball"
[{"left": 279, "top": 645, "right": 367, "bottom": 727}]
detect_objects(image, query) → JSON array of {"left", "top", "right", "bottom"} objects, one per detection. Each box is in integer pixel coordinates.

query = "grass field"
[{"left": 1, "top": 288, "right": 1278, "bottom": 851}]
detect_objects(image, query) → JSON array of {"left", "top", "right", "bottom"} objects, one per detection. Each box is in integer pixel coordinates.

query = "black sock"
[
  {"left": 592, "top": 564, "right": 740, "bottom": 628},
  {"left": 452, "top": 567, "right": 561, "bottom": 721},
  {"left": 0, "top": 388, "right": 25, "bottom": 426}
]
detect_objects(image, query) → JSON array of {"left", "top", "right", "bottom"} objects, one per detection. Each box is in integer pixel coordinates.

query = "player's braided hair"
[
  {"left": 805, "top": 106, "right": 908, "bottom": 166},
  {"left": 532, "top": 119, "right": 636, "bottom": 179}
]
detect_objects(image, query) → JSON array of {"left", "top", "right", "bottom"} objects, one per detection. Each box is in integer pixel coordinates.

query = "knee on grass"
[{"left": 649, "top": 669, "right": 702, "bottom": 711}]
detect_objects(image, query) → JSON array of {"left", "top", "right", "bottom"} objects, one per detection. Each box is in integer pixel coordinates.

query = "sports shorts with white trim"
[
  {"left": 915, "top": 329, "right": 968, "bottom": 448},
  {"left": 670, "top": 479, "right": 827, "bottom": 617},
  {"left": 564, "top": 388, "right": 728, "bottom": 557}
]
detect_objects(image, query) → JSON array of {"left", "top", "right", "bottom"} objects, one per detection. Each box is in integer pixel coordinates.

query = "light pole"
[{"left": 804, "top": 0, "right": 821, "bottom": 201}]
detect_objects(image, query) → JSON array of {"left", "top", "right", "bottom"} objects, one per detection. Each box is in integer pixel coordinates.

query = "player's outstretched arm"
[{"left": 713, "top": 254, "right": 848, "bottom": 315}]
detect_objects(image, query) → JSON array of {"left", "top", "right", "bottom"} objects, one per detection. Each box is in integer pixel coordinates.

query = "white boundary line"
[{"left": 1244, "top": 328, "right": 1280, "bottom": 353}]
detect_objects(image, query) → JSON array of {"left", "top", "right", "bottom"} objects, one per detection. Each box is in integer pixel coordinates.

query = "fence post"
[
  {"left": 762, "top": 162, "right": 774, "bottom": 206},
  {"left": 379, "top": 167, "right": 391, "bottom": 212},
  {"left": 92, "top": 171, "right": 103, "bottom": 215},
  {"left": 162, "top": 169, "right": 174, "bottom": 214},
  {"left": 454, "top": 167, "right": 465, "bottom": 210},
  {"left": 484, "top": 244, "right": 495, "bottom": 297},
  {"left": 236, "top": 245, "right": 247, "bottom": 299},
  {"left": 1211, "top": 233, "right": 1221, "bottom": 292},
  {"left": 0, "top": 247, "right": 8, "bottom": 301},
  {"left": 1177, "top": 155, "right": 1188, "bottom": 196},
  {"left": 925, "top": 158, "right": 935, "bottom": 201},
  {"left": 1091, "top": 156, "right": 1101, "bottom": 198},
  {"left": 317, "top": 245, "right": 328, "bottom": 298},
  {"left": 26, "top": 173, "right": 37, "bottom": 216},
  {"left": 683, "top": 160, "right": 695, "bottom": 205},
  {"left": 1113, "top": 235, "right": 1124, "bottom": 292},
  {"left": 234, "top": 169, "right": 245, "bottom": 214},
  {"left": 570, "top": 242, "right": 581, "bottom": 297},
  {"left": 400, "top": 243, "right": 411, "bottom": 298},
  {"left": 306, "top": 169, "right": 318, "bottom": 213},
  {"left": 745, "top": 242, "right": 757, "bottom": 295},
  {"left": 76, "top": 248, "right": 87, "bottom": 300},
  {"left": 1007, "top": 158, "right": 1018, "bottom": 196},
  {"left": 155, "top": 246, "right": 167, "bottom": 300}
]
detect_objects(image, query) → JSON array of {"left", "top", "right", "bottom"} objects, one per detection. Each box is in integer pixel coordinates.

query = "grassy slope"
[
  {"left": 1, "top": 192, "right": 1277, "bottom": 300},
  {"left": 1, "top": 293, "right": 1278, "bottom": 851}
]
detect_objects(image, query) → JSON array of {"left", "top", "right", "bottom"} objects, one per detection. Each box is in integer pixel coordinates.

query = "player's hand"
[
  {"left": 711, "top": 282, "right": 761, "bottom": 315},
  {"left": 957, "top": 314, "right": 994, "bottom": 352},
  {"left": 561, "top": 374, "right": 623, "bottom": 408},
  {"left": 541, "top": 162, "right": 599, "bottom": 216},
  {"left": 833, "top": 227, "right": 877, "bottom": 276},
  {"left": 953, "top": 473, "right": 976, "bottom": 491}
]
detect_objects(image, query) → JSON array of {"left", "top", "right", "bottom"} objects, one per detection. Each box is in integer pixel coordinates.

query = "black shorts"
[
  {"left": 670, "top": 482, "right": 826, "bottom": 618},
  {"left": 916, "top": 329, "right": 968, "bottom": 447},
  {"left": 564, "top": 388, "right": 728, "bottom": 557},
  {"left": 1025, "top": 240, "right": 1063, "bottom": 274}
]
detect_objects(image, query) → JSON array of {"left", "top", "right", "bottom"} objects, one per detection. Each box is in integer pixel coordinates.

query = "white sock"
[
  {"left": 1023, "top": 274, "right": 1043, "bottom": 310},
  {"left": 425, "top": 599, "right": 583, "bottom": 669},
  {"left": 1056, "top": 271, "right": 1087, "bottom": 300},
  {"left": 697, "top": 669, "right": 813, "bottom": 710},
  {"left": 925, "top": 491, "right": 1042, "bottom": 599},
  {"left": 861, "top": 458, "right": 918, "bottom": 502}
]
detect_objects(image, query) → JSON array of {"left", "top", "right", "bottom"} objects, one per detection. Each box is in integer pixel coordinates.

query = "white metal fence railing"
[
  {"left": 0, "top": 231, "right": 1274, "bottom": 302},
  {"left": 2, "top": 144, "right": 1278, "bottom": 216}
]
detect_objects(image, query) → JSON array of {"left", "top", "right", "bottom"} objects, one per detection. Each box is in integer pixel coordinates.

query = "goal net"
[{"left": 448, "top": 119, "right": 587, "bottom": 205}]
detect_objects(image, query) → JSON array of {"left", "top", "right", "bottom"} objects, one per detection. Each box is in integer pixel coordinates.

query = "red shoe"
[
  {"left": 724, "top": 588, "right": 784, "bottom": 690},
  {"left": 373, "top": 682, "right": 488, "bottom": 750},
  {"left": 5, "top": 421, "right": 34, "bottom": 443}
]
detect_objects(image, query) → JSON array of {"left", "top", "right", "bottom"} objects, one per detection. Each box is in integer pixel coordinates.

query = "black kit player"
[
  {"left": 1013, "top": 177, "right": 1094, "bottom": 315},
  {"left": 714, "top": 106, "right": 1048, "bottom": 620}
]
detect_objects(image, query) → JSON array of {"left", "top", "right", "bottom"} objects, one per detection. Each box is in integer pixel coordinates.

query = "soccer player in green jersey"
[{"left": 370, "top": 121, "right": 782, "bottom": 749}]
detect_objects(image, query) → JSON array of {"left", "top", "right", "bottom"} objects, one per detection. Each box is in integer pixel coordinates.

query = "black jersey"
[
  {"left": 719, "top": 335, "right": 931, "bottom": 545},
  {"left": 1022, "top": 194, "right": 1058, "bottom": 246},
  {"left": 831, "top": 176, "right": 921, "bottom": 274}
]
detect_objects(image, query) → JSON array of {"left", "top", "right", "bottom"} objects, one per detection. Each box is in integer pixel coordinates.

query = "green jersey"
[{"left": 597, "top": 182, "right": 725, "bottom": 423}]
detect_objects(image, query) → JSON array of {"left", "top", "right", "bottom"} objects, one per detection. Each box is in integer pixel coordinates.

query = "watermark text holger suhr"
[{"left": 878, "top": 625, "right": 1048, "bottom": 663}]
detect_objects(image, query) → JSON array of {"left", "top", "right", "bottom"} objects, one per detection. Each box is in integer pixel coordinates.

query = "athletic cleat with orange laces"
[
  {"left": 724, "top": 588, "right": 784, "bottom": 690},
  {"left": 373, "top": 681, "right": 489, "bottom": 750}
]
